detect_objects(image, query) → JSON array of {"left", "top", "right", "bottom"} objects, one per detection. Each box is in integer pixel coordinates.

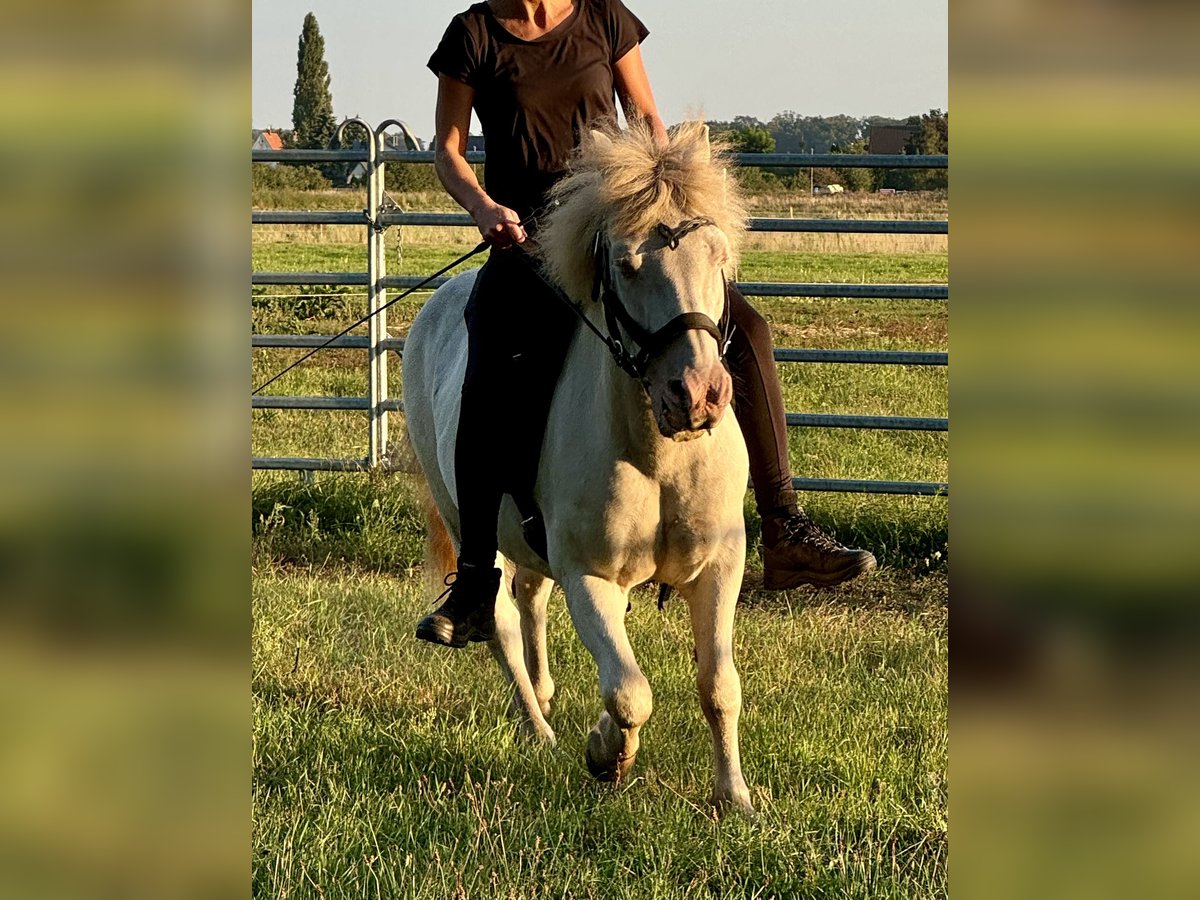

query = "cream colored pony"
[{"left": 403, "top": 122, "right": 753, "bottom": 813}]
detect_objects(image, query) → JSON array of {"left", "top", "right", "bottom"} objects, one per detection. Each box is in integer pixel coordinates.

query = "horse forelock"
[{"left": 536, "top": 120, "right": 747, "bottom": 301}]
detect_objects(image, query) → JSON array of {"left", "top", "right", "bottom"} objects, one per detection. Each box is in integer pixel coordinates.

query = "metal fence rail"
[
  {"left": 253, "top": 209, "right": 948, "bottom": 235},
  {"left": 252, "top": 121, "right": 947, "bottom": 495},
  {"left": 252, "top": 270, "right": 947, "bottom": 301},
  {"left": 252, "top": 335, "right": 947, "bottom": 368},
  {"left": 254, "top": 149, "right": 951, "bottom": 168}
]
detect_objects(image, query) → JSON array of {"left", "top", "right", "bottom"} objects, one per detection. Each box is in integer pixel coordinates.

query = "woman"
[{"left": 416, "top": 0, "right": 875, "bottom": 649}]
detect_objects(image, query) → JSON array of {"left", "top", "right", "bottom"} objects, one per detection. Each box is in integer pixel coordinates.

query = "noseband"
[{"left": 591, "top": 217, "right": 734, "bottom": 380}]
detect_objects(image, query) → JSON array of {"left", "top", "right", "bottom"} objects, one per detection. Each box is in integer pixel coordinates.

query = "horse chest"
[
  {"left": 540, "top": 369, "right": 749, "bottom": 587},
  {"left": 545, "top": 455, "right": 738, "bottom": 586}
]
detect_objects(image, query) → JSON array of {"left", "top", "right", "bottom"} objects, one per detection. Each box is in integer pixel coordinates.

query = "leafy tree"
[
  {"left": 905, "top": 109, "right": 948, "bottom": 156},
  {"left": 765, "top": 111, "right": 806, "bottom": 153},
  {"left": 765, "top": 113, "right": 865, "bottom": 154},
  {"left": 729, "top": 125, "right": 776, "bottom": 154},
  {"left": 291, "top": 13, "right": 336, "bottom": 151},
  {"left": 705, "top": 110, "right": 949, "bottom": 193},
  {"left": 901, "top": 109, "right": 948, "bottom": 190},
  {"left": 383, "top": 163, "right": 443, "bottom": 193},
  {"left": 252, "top": 163, "right": 331, "bottom": 192},
  {"left": 830, "top": 136, "right": 877, "bottom": 193},
  {"left": 733, "top": 167, "right": 777, "bottom": 193}
]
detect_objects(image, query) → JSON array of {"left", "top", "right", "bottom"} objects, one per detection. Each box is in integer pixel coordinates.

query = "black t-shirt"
[{"left": 428, "top": 0, "right": 649, "bottom": 220}]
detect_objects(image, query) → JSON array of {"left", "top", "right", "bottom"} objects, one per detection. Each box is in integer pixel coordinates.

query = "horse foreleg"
[
  {"left": 562, "top": 574, "right": 652, "bottom": 782},
  {"left": 679, "top": 557, "right": 753, "bottom": 814},
  {"left": 513, "top": 567, "right": 555, "bottom": 719},
  {"left": 488, "top": 560, "right": 555, "bottom": 744}
]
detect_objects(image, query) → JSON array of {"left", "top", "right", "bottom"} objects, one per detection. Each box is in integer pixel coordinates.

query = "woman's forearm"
[
  {"left": 434, "top": 144, "right": 526, "bottom": 246},
  {"left": 434, "top": 147, "right": 492, "bottom": 219},
  {"left": 613, "top": 45, "right": 668, "bottom": 147}
]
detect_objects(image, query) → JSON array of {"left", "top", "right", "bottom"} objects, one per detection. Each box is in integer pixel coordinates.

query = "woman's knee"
[
  {"left": 731, "top": 296, "right": 770, "bottom": 342},
  {"left": 727, "top": 294, "right": 774, "bottom": 361}
]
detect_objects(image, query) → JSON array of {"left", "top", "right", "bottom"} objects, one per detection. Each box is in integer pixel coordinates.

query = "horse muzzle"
[{"left": 654, "top": 367, "right": 733, "bottom": 440}]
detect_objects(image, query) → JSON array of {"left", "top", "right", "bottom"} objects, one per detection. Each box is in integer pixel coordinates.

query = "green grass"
[
  {"left": 250, "top": 244, "right": 948, "bottom": 286},
  {"left": 740, "top": 250, "right": 946, "bottom": 286},
  {"left": 253, "top": 564, "right": 946, "bottom": 899}
]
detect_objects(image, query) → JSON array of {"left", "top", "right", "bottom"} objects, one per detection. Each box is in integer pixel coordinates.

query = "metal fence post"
[
  {"left": 368, "top": 126, "right": 386, "bottom": 467},
  {"left": 334, "top": 118, "right": 382, "bottom": 466},
  {"left": 373, "top": 121, "right": 420, "bottom": 468}
]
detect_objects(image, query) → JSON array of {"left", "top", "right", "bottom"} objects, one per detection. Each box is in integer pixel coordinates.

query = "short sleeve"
[
  {"left": 427, "top": 15, "right": 482, "bottom": 85},
  {"left": 605, "top": 0, "right": 649, "bottom": 63}
]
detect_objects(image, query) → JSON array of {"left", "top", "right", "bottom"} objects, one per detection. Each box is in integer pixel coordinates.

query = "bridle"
[{"left": 589, "top": 217, "right": 734, "bottom": 380}]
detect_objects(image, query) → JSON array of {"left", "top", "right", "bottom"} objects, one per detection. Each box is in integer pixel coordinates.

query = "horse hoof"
[
  {"left": 585, "top": 733, "right": 636, "bottom": 783},
  {"left": 517, "top": 718, "right": 556, "bottom": 745},
  {"left": 711, "top": 789, "right": 755, "bottom": 819}
]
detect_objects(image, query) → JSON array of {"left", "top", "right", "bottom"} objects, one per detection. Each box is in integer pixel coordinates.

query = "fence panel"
[{"left": 252, "top": 128, "right": 947, "bottom": 495}]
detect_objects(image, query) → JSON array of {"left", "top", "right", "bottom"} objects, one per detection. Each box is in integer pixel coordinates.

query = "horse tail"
[
  {"left": 420, "top": 480, "right": 456, "bottom": 597},
  {"left": 382, "top": 410, "right": 455, "bottom": 596}
]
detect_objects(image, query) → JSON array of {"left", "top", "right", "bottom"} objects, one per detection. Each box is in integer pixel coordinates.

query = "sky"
[{"left": 252, "top": 0, "right": 947, "bottom": 142}]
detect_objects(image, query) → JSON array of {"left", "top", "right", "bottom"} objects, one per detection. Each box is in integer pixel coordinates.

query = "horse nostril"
[{"left": 667, "top": 379, "right": 688, "bottom": 404}]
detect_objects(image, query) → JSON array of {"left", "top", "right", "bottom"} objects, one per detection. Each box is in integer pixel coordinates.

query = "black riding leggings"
[
  {"left": 454, "top": 250, "right": 795, "bottom": 569},
  {"left": 455, "top": 249, "right": 577, "bottom": 568}
]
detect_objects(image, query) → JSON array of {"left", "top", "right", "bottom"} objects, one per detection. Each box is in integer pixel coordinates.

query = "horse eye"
[{"left": 616, "top": 258, "right": 639, "bottom": 279}]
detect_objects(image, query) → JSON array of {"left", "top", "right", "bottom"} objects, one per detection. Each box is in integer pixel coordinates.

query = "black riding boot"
[{"left": 415, "top": 563, "right": 502, "bottom": 649}]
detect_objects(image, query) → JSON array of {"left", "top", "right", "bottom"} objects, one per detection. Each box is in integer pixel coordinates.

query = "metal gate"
[{"left": 253, "top": 119, "right": 948, "bottom": 496}]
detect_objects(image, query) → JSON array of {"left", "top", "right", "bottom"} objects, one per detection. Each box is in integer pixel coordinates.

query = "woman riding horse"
[{"left": 417, "top": 0, "right": 875, "bottom": 649}]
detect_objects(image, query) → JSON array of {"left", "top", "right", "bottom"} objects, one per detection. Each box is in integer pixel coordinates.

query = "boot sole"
[
  {"left": 414, "top": 619, "right": 495, "bottom": 648},
  {"left": 415, "top": 618, "right": 469, "bottom": 649},
  {"left": 762, "top": 556, "right": 877, "bottom": 590}
]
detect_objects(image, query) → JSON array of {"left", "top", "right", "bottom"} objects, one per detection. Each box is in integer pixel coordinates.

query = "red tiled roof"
[{"left": 261, "top": 131, "right": 284, "bottom": 150}]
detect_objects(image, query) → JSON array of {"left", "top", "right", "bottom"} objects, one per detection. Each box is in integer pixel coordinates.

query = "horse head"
[
  {"left": 599, "top": 217, "right": 734, "bottom": 439},
  {"left": 538, "top": 121, "right": 747, "bottom": 442}
]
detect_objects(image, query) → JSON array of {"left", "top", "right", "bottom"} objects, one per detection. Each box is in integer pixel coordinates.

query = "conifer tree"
[{"left": 291, "top": 13, "right": 336, "bottom": 150}]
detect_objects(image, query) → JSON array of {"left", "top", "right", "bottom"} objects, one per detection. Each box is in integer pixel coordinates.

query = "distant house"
[
  {"left": 867, "top": 125, "right": 920, "bottom": 155},
  {"left": 812, "top": 184, "right": 845, "bottom": 195},
  {"left": 384, "top": 130, "right": 424, "bottom": 152},
  {"left": 346, "top": 129, "right": 427, "bottom": 183},
  {"left": 252, "top": 130, "right": 284, "bottom": 151},
  {"left": 252, "top": 130, "right": 285, "bottom": 166}
]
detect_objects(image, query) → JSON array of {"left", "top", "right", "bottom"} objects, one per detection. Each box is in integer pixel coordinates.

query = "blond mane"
[{"left": 536, "top": 120, "right": 746, "bottom": 301}]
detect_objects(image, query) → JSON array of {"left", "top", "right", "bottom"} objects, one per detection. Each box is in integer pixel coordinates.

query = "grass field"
[
  {"left": 252, "top": 189, "right": 948, "bottom": 899},
  {"left": 254, "top": 564, "right": 946, "bottom": 900}
]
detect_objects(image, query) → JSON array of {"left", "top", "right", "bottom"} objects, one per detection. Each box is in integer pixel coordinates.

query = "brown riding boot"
[
  {"left": 415, "top": 564, "right": 501, "bottom": 648},
  {"left": 761, "top": 511, "right": 877, "bottom": 590}
]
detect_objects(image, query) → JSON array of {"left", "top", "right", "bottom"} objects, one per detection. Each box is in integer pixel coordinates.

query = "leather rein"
[{"left": 585, "top": 217, "right": 734, "bottom": 380}]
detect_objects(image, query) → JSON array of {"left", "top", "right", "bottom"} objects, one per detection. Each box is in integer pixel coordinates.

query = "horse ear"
[{"left": 590, "top": 129, "right": 613, "bottom": 149}]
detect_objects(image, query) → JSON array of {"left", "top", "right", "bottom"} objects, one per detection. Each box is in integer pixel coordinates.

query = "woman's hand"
[{"left": 473, "top": 201, "right": 526, "bottom": 248}]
